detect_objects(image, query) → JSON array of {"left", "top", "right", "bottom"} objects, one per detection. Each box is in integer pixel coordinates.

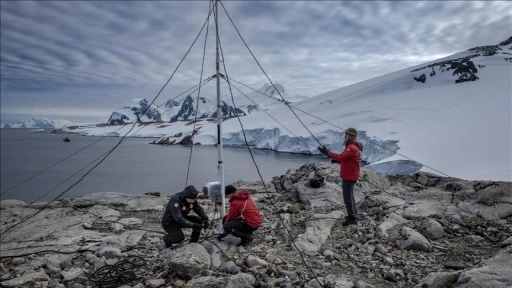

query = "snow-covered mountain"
[
  {"left": 107, "top": 98, "right": 164, "bottom": 125},
  {"left": 1, "top": 118, "right": 81, "bottom": 129},
  {"left": 68, "top": 37, "right": 512, "bottom": 181},
  {"left": 106, "top": 82, "right": 304, "bottom": 125}
]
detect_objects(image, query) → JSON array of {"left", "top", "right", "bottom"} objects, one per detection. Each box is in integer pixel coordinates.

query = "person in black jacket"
[{"left": 161, "top": 185, "right": 209, "bottom": 247}]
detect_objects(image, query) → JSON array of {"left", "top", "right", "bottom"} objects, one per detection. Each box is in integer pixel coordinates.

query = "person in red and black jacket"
[
  {"left": 216, "top": 185, "right": 262, "bottom": 246},
  {"left": 318, "top": 127, "right": 363, "bottom": 226}
]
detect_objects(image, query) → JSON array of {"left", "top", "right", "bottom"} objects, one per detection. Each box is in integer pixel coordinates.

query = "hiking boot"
[
  {"left": 342, "top": 216, "right": 357, "bottom": 226},
  {"left": 237, "top": 234, "right": 254, "bottom": 247},
  {"left": 163, "top": 234, "right": 174, "bottom": 248}
]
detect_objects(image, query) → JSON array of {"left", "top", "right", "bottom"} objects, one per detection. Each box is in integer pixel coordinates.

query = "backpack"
[{"left": 308, "top": 176, "right": 325, "bottom": 188}]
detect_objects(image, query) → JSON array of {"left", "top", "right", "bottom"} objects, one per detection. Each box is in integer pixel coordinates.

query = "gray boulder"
[
  {"left": 376, "top": 213, "right": 409, "bottom": 239},
  {"left": 168, "top": 243, "right": 211, "bottom": 280},
  {"left": 455, "top": 251, "right": 512, "bottom": 287},
  {"left": 419, "top": 218, "right": 445, "bottom": 240},
  {"left": 396, "top": 227, "right": 433, "bottom": 252},
  {"left": 296, "top": 182, "right": 343, "bottom": 207}
]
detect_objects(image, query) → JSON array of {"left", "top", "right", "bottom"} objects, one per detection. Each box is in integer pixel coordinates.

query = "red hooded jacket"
[
  {"left": 327, "top": 141, "right": 363, "bottom": 181},
  {"left": 224, "top": 190, "right": 262, "bottom": 229}
]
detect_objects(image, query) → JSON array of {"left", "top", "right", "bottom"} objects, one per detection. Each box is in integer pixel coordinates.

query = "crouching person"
[
  {"left": 217, "top": 185, "right": 262, "bottom": 246},
  {"left": 162, "top": 185, "right": 209, "bottom": 248}
]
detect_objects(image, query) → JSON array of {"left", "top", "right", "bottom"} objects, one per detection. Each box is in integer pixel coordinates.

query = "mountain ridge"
[
  {"left": 105, "top": 82, "right": 303, "bottom": 125},
  {"left": 1, "top": 117, "right": 83, "bottom": 129}
]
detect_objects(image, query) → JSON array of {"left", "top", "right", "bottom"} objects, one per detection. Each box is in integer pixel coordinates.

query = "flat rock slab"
[
  {"left": 70, "top": 192, "right": 165, "bottom": 211},
  {"left": 294, "top": 210, "right": 342, "bottom": 254}
]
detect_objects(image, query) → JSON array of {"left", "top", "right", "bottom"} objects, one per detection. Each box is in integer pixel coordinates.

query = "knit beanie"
[
  {"left": 225, "top": 185, "right": 237, "bottom": 195},
  {"left": 345, "top": 128, "right": 358, "bottom": 142}
]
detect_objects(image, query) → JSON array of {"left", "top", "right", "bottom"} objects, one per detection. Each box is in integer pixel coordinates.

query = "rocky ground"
[{"left": 1, "top": 163, "right": 511, "bottom": 288}]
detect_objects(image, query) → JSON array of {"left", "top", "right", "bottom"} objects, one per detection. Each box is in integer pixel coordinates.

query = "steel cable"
[{"left": 186, "top": 0, "right": 213, "bottom": 186}]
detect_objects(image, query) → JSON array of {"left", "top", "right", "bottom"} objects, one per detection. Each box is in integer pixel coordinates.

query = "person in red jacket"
[
  {"left": 318, "top": 127, "right": 363, "bottom": 226},
  {"left": 216, "top": 185, "right": 262, "bottom": 246}
]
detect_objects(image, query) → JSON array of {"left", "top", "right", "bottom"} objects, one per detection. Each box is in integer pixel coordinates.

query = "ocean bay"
[{"left": 0, "top": 129, "right": 325, "bottom": 203}]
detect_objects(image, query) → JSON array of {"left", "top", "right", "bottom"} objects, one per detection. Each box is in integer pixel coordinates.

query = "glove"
[
  {"left": 317, "top": 145, "right": 329, "bottom": 155},
  {"left": 216, "top": 234, "right": 225, "bottom": 241},
  {"left": 202, "top": 220, "right": 209, "bottom": 230}
]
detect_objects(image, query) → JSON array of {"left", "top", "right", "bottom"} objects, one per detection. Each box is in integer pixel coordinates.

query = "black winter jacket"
[{"left": 162, "top": 185, "right": 208, "bottom": 228}]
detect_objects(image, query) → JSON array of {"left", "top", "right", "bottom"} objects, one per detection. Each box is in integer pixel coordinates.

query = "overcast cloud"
[{"left": 1, "top": 1, "right": 510, "bottom": 123}]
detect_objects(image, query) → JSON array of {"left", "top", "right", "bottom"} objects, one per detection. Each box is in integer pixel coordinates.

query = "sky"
[{"left": 1, "top": 1, "right": 511, "bottom": 124}]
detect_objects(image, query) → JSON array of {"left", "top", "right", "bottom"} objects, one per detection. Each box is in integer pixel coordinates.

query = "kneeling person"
[
  {"left": 162, "top": 185, "right": 209, "bottom": 247},
  {"left": 217, "top": 185, "right": 262, "bottom": 246}
]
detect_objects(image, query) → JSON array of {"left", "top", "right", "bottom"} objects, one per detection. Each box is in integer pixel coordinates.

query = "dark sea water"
[{"left": 1, "top": 129, "right": 326, "bottom": 203}]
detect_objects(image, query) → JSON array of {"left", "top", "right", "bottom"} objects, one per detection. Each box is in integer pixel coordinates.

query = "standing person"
[
  {"left": 216, "top": 185, "right": 262, "bottom": 246},
  {"left": 318, "top": 127, "right": 363, "bottom": 226},
  {"left": 161, "top": 185, "right": 209, "bottom": 247}
]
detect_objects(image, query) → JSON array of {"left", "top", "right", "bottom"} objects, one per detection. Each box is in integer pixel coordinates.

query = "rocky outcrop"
[
  {"left": 108, "top": 98, "right": 162, "bottom": 125},
  {"left": 410, "top": 36, "right": 511, "bottom": 85},
  {"left": 1, "top": 163, "right": 511, "bottom": 287}
]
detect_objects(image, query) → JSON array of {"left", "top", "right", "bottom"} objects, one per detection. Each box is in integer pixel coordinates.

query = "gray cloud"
[{"left": 1, "top": 1, "right": 510, "bottom": 123}]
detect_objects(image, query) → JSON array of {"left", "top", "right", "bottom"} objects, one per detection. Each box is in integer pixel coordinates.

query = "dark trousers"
[
  {"left": 223, "top": 218, "right": 257, "bottom": 239},
  {"left": 342, "top": 180, "right": 357, "bottom": 218},
  {"left": 163, "top": 215, "right": 202, "bottom": 244}
]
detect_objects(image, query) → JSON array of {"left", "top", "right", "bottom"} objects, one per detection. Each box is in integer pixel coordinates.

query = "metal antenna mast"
[{"left": 215, "top": 0, "right": 226, "bottom": 220}]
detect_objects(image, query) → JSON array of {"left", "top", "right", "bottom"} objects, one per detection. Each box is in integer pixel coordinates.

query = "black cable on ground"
[{"left": 88, "top": 255, "right": 146, "bottom": 287}]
